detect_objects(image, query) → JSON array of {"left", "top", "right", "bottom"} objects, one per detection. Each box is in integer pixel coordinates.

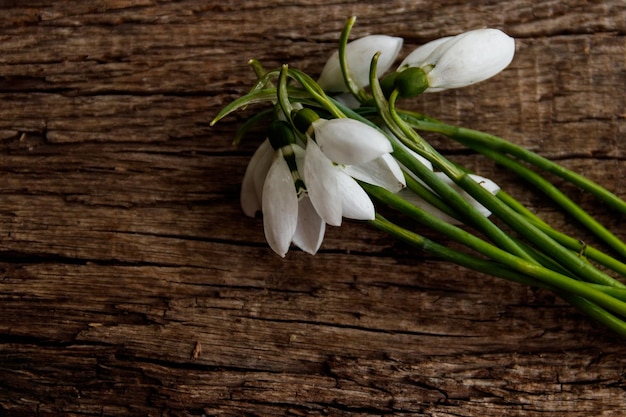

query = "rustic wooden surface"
[{"left": 0, "top": 1, "right": 625, "bottom": 416}]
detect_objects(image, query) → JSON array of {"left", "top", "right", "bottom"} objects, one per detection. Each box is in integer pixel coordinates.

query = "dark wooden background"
[{"left": 1, "top": 1, "right": 625, "bottom": 416}]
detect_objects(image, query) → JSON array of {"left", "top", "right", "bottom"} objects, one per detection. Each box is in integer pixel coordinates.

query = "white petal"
[
  {"left": 241, "top": 160, "right": 262, "bottom": 218},
  {"left": 241, "top": 138, "right": 274, "bottom": 217},
  {"left": 336, "top": 169, "right": 375, "bottom": 221},
  {"left": 262, "top": 151, "right": 299, "bottom": 257},
  {"left": 293, "top": 143, "right": 306, "bottom": 172},
  {"left": 343, "top": 153, "right": 406, "bottom": 192},
  {"left": 312, "top": 118, "right": 392, "bottom": 166},
  {"left": 469, "top": 174, "right": 501, "bottom": 195},
  {"left": 381, "top": 129, "right": 434, "bottom": 172},
  {"left": 434, "top": 172, "right": 493, "bottom": 218},
  {"left": 332, "top": 92, "right": 362, "bottom": 109},
  {"left": 251, "top": 139, "right": 276, "bottom": 208},
  {"left": 397, "top": 36, "right": 453, "bottom": 70},
  {"left": 303, "top": 139, "right": 343, "bottom": 226},
  {"left": 398, "top": 188, "right": 463, "bottom": 225},
  {"left": 425, "top": 29, "right": 515, "bottom": 91},
  {"left": 292, "top": 196, "right": 326, "bottom": 255},
  {"left": 317, "top": 35, "right": 403, "bottom": 93},
  {"left": 400, "top": 173, "right": 501, "bottom": 225}
]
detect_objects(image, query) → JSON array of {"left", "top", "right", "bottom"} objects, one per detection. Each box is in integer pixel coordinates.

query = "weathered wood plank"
[{"left": 0, "top": 0, "right": 625, "bottom": 416}]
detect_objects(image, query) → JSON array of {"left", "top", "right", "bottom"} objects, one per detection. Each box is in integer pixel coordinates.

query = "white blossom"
[
  {"left": 318, "top": 35, "right": 403, "bottom": 93},
  {"left": 240, "top": 138, "right": 274, "bottom": 217},
  {"left": 303, "top": 139, "right": 375, "bottom": 226},
  {"left": 262, "top": 149, "right": 298, "bottom": 256},
  {"left": 343, "top": 153, "right": 405, "bottom": 193},
  {"left": 243, "top": 141, "right": 326, "bottom": 257},
  {"left": 397, "top": 36, "right": 452, "bottom": 71},
  {"left": 291, "top": 195, "right": 326, "bottom": 255},
  {"left": 303, "top": 118, "right": 405, "bottom": 226},
  {"left": 398, "top": 28, "right": 515, "bottom": 92},
  {"left": 311, "top": 118, "right": 393, "bottom": 165}
]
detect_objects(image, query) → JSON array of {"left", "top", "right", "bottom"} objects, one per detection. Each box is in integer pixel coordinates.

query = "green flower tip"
[
  {"left": 268, "top": 120, "right": 296, "bottom": 150},
  {"left": 381, "top": 67, "right": 429, "bottom": 98},
  {"left": 292, "top": 108, "right": 320, "bottom": 135}
]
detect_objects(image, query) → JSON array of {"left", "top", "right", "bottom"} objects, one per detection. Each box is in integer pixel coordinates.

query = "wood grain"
[{"left": 0, "top": 1, "right": 625, "bottom": 416}]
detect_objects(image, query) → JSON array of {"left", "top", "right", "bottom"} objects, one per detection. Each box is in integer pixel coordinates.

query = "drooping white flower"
[
  {"left": 317, "top": 35, "right": 403, "bottom": 93},
  {"left": 311, "top": 118, "right": 393, "bottom": 165},
  {"left": 398, "top": 28, "right": 515, "bottom": 92},
  {"left": 260, "top": 144, "right": 327, "bottom": 257},
  {"left": 303, "top": 139, "right": 375, "bottom": 226},
  {"left": 343, "top": 153, "right": 405, "bottom": 193},
  {"left": 241, "top": 138, "right": 327, "bottom": 257},
  {"left": 400, "top": 172, "right": 501, "bottom": 224},
  {"left": 397, "top": 36, "right": 452, "bottom": 71},
  {"left": 292, "top": 195, "right": 326, "bottom": 255},
  {"left": 240, "top": 138, "right": 275, "bottom": 217},
  {"left": 303, "top": 118, "right": 405, "bottom": 226},
  {"left": 262, "top": 148, "right": 300, "bottom": 256}
]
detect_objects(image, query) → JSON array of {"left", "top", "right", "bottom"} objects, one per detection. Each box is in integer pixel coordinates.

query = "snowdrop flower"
[
  {"left": 395, "top": 28, "right": 515, "bottom": 94},
  {"left": 261, "top": 145, "right": 302, "bottom": 256},
  {"left": 400, "top": 173, "right": 500, "bottom": 224},
  {"left": 317, "top": 35, "right": 403, "bottom": 93},
  {"left": 302, "top": 115, "right": 406, "bottom": 226},
  {"left": 312, "top": 117, "right": 393, "bottom": 165},
  {"left": 262, "top": 144, "right": 326, "bottom": 257},
  {"left": 240, "top": 106, "right": 304, "bottom": 217},
  {"left": 397, "top": 36, "right": 453, "bottom": 70},
  {"left": 240, "top": 138, "right": 274, "bottom": 217},
  {"left": 240, "top": 124, "right": 325, "bottom": 257}
]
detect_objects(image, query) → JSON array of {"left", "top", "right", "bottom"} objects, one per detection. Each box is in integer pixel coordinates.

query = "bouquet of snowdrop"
[{"left": 213, "top": 17, "right": 626, "bottom": 336}]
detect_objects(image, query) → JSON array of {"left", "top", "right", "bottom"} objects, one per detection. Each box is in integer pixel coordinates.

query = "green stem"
[
  {"left": 371, "top": 214, "right": 626, "bottom": 331},
  {"left": 560, "top": 294, "right": 626, "bottom": 338},
  {"left": 402, "top": 172, "right": 467, "bottom": 222},
  {"left": 351, "top": 84, "right": 623, "bottom": 287},
  {"left": 499, "top": 192, "right": 626, "bottom": 282},
  {"left": 277, "top": 65, "right": 294, "bottom": 118},
  {"left": 388, "top": 105, "right": 623, "bottom": 287},
  {"left": 371, "top": 213, "right": 545, "bottom": 288},
  {"left": 587, "top": 284, "right": 626, "bottom": 302},
  {"left": 392, "top": 139, "right": 540, "bottom": 263},
  {"left": 336, "top": 80, "right": 625, "bottom": 288},
  {"left": 405, "top": 114, "right": 626, "bottom": 216},
  {"left": 457, "top": 174, "right": 621, "bottom": 286},
  {"left": 366, "top": 53, "right": 537, "bottom": 264},
  {"left": 338, "top": 16, "right": 369, "bottom": 103},
  {"left": 366, "top": 183, "right": 620, "bottom": 291},
  {"left": 287, "top": 68, "right": 346, "bottom": 119},
  {"left": 468, "top": 141, "right": 626, "bottom": 259}
]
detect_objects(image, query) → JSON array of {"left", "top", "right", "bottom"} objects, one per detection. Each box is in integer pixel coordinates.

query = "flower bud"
[
  {"left": 311, "top": 118, "right": 392, "bottom": 166},
  {"left": 397, "top": 36, "right": 452, "bottom": 71},
  {"left": 393, "top": 67, "right": 429, "bottom": 98},
  {"left": 317, "top": 35, "right": 403, "bottom": 93},
  {"left": 398, "top": 28, "right": 515, "bottom": 92}
]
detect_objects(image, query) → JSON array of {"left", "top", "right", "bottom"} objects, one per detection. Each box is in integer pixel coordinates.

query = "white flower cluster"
[
  {"left": 242, "top": 28, "right": 515, "bottom": 257},
  {"left": 318, "top": 28, "right": 515, "bottom": 94},
  {"left": 242, "top": 115, "right": 405, "bottom": 257}
]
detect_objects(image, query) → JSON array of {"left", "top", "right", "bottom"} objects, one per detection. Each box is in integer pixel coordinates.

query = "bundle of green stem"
[{"left": 212, "top": 18, "right": 626, "bottom": 336}]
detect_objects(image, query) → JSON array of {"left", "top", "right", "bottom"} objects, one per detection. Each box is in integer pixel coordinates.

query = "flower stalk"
[{"left": 212, "top": 17, "right": 626, "bottom": 337}]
